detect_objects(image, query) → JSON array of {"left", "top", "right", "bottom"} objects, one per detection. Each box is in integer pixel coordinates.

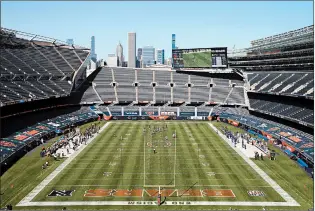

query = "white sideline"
[
  {"left": 208, "top": 123, "right": 299, "bottom": 206},
  {"left": 17, "top": 122, "right": 112, "bottom": 207}
]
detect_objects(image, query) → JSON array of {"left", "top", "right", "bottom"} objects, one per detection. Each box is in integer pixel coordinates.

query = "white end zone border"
[
  {"left": 17, "top": 122, "right": 300, "bottom": 207},
  {"left": 17, "top": 122, "right": 112, "bottom": 207}
]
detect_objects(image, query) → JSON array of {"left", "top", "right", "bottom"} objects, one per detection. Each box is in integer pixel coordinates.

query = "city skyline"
[{"left": 1, "top": 1, "right": 313, "bottom": 60}]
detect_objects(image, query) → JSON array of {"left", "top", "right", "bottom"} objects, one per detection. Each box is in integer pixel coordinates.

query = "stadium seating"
[
  {"left": 84, "top": 67, "right": 246, "bottom": 105},
  {"left": 229, "top": 40, "right": 314, "bottom": 71},
  {"left": 81, "top": 86, "right": 101, "bottom": 103},
  {"left": 249, "top": 98, "right": 313, "bottom": 125},
  {"left": 247, "top": 72, "right": 313, "bottom": 98},
  {"left": 0, "top": 29, "right": 90, "bottom": 106}
]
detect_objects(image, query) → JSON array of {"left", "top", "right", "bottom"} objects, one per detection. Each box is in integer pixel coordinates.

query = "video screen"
[{"left": 172, "top": 47, "right": 228, "bottom": 69}]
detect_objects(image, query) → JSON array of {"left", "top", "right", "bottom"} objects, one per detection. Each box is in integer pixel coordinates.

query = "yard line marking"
[
  {"left": 45, "top": 184, "right": 275, "bottom": 187},
  {"left": 72, "top": 154, "right": 241, "bottom": 160}
]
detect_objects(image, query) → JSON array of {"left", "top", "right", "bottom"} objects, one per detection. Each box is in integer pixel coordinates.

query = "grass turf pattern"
[
  {"left": 34, "top": 122, "right": 283, "bottom": 202},
  {"left": 1, "top": 121, "right": 313, "bottom": 210}
]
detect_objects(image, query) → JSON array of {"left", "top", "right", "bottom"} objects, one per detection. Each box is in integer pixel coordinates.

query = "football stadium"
[{"left": 0, "top": 7, "right": 314, "bottom": 211}]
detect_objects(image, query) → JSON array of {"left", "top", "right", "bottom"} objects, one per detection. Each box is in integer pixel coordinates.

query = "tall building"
[
  {"left": 107, "top": 54, "right": 118, "bottom": 67},
  {"left": 116, "top": 42, "right": 124, "bottom": 67},
  {"left": 136, "top": 48, "right": 142, "bottom": 68},
  {"left": 66, "top": 39, "right": 74, "bottom": 46},
  {"left": 128, "top": 32, "right": 136, "bottom": 68},
  {"left": 137, "top": 48, "right": 142, "bottom": 61},
  {"left": 142, "top": 46, "right": 155, "bottom": 67},
  {"left": 156, "top": 49, "right": 165, "bottom": 65},
  {"left": 172, "top": 34, "right": 176, "bottom": 49},
  {"left": 90, "top": 36, "right": 97, "bottom": 61}
]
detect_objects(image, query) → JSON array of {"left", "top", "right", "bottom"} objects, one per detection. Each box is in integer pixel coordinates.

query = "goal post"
[{"left": 157, "top": 186, "right": 161, "bottom": 206}]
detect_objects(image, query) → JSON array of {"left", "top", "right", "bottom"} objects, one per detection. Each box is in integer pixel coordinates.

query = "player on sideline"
[{"left": 153, "top": 148, "right": 156, "bottom": 154}]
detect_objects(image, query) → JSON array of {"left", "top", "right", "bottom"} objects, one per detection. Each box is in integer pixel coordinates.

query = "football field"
[
  {"left": 182, "top": 51, "right": 212, "bottom": 67},
  {"left": 14, "top": 121, "right": 304, "bottom": 209}
]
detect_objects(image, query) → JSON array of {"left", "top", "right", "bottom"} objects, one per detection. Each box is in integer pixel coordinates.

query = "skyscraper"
[
  {"left": 66, "top": 39, "right": 74, "bottom": 46},
  {"left": 90, "top": 36, "right": 97, "bottom": 62},
  {"left": 172, "top": 34, "right": 176, "bottom": 49},
  {"left": 136, "top": 48, "right": 142, "bottom": 68},
  {"left": 137, "top": 48, "right": 142, "bottom": 61},
  {"left": 156, "top": 49, "right": 165, "bottom": 65},
  {"left": 128, "top": 32, "right": 136, "bottom": 68},
  {"left": 142, "top": 46, "right": 155, "bottom": 67},
  {"left": 107, "top": 54, "right": 118, "bottom": 67},
  {"left": 116, "top": 42, "right": 124, "bottom": 67}
]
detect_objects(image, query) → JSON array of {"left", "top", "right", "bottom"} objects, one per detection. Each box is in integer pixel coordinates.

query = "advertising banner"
[
  {"left": 149, "top": 116, "right": 170, "bottom": 120},
  {"left": 111, "top": 112, "right": 122, "bottom": 116},
  {"left": 179, "top": 112, "right": 195, "bottom": 117},
  {"left": 190, "top": 116, "right": 204, "bottom": 120},
  {"left": 141, "top": 111, "right": 158, "bottom": 116},
  {"left": 112, "top": 116, "right": 150, "bottom": 120},
  {"left": 160, "top": 111, "right": 176, "bottom": 116},
  {"left": 197, "top": 112, "right": 209, "bottom": 116},
  {"left": 124, "top": 111, "right": 139, "bottom": 116}
]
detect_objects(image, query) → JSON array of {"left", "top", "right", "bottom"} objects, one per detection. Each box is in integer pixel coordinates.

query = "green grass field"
[
  {"left": 182, "top": 51, "right": 212, "bottom": 68},
  {"left": 1, "top": 121, "right": 313, "bottom": 210}
]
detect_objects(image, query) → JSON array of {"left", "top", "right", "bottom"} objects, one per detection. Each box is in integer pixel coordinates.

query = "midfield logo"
[{"left": 48, "top": 190, "right": 75, "bottom": 197}]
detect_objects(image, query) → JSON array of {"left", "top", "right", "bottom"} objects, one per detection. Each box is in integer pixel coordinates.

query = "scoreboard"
[{"left": 172, "top": 47, "right": 228, "bottom": 69}]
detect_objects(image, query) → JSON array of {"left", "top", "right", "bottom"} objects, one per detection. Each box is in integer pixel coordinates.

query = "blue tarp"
[
  {"left": 258, "top": 134, "right": 268, "bottom": 141},
  {"left": 284, "top": 149, "right": 294, "bottom": 157},
  {"left": 248, "top": 130, "right": 257, "bottom": 135},
  {"left": 297, "top": 158, "right": 308, "bottom": 168}
]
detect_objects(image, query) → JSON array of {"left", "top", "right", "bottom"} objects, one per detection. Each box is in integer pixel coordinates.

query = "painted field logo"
[
  {"left": 48, "top": 190, "right": 75, "bottom": 197},
  {"left": 247, "top": 190, "right": 266, "bottom": 197}
]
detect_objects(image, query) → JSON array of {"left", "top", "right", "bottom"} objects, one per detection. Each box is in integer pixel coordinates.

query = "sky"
[{"left": 1, "top": 1, "right": 313, "bottom": 61}]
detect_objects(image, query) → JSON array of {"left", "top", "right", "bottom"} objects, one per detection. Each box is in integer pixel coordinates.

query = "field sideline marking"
[
  {"left": 17, "top": 122, "right": 112, "bottom": 207},
  {"left": 208, "top": 123, "right": 300, "bottom": 207},
  {"left": 44, "top": 184, "right": 275, "bottom": 187}
]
